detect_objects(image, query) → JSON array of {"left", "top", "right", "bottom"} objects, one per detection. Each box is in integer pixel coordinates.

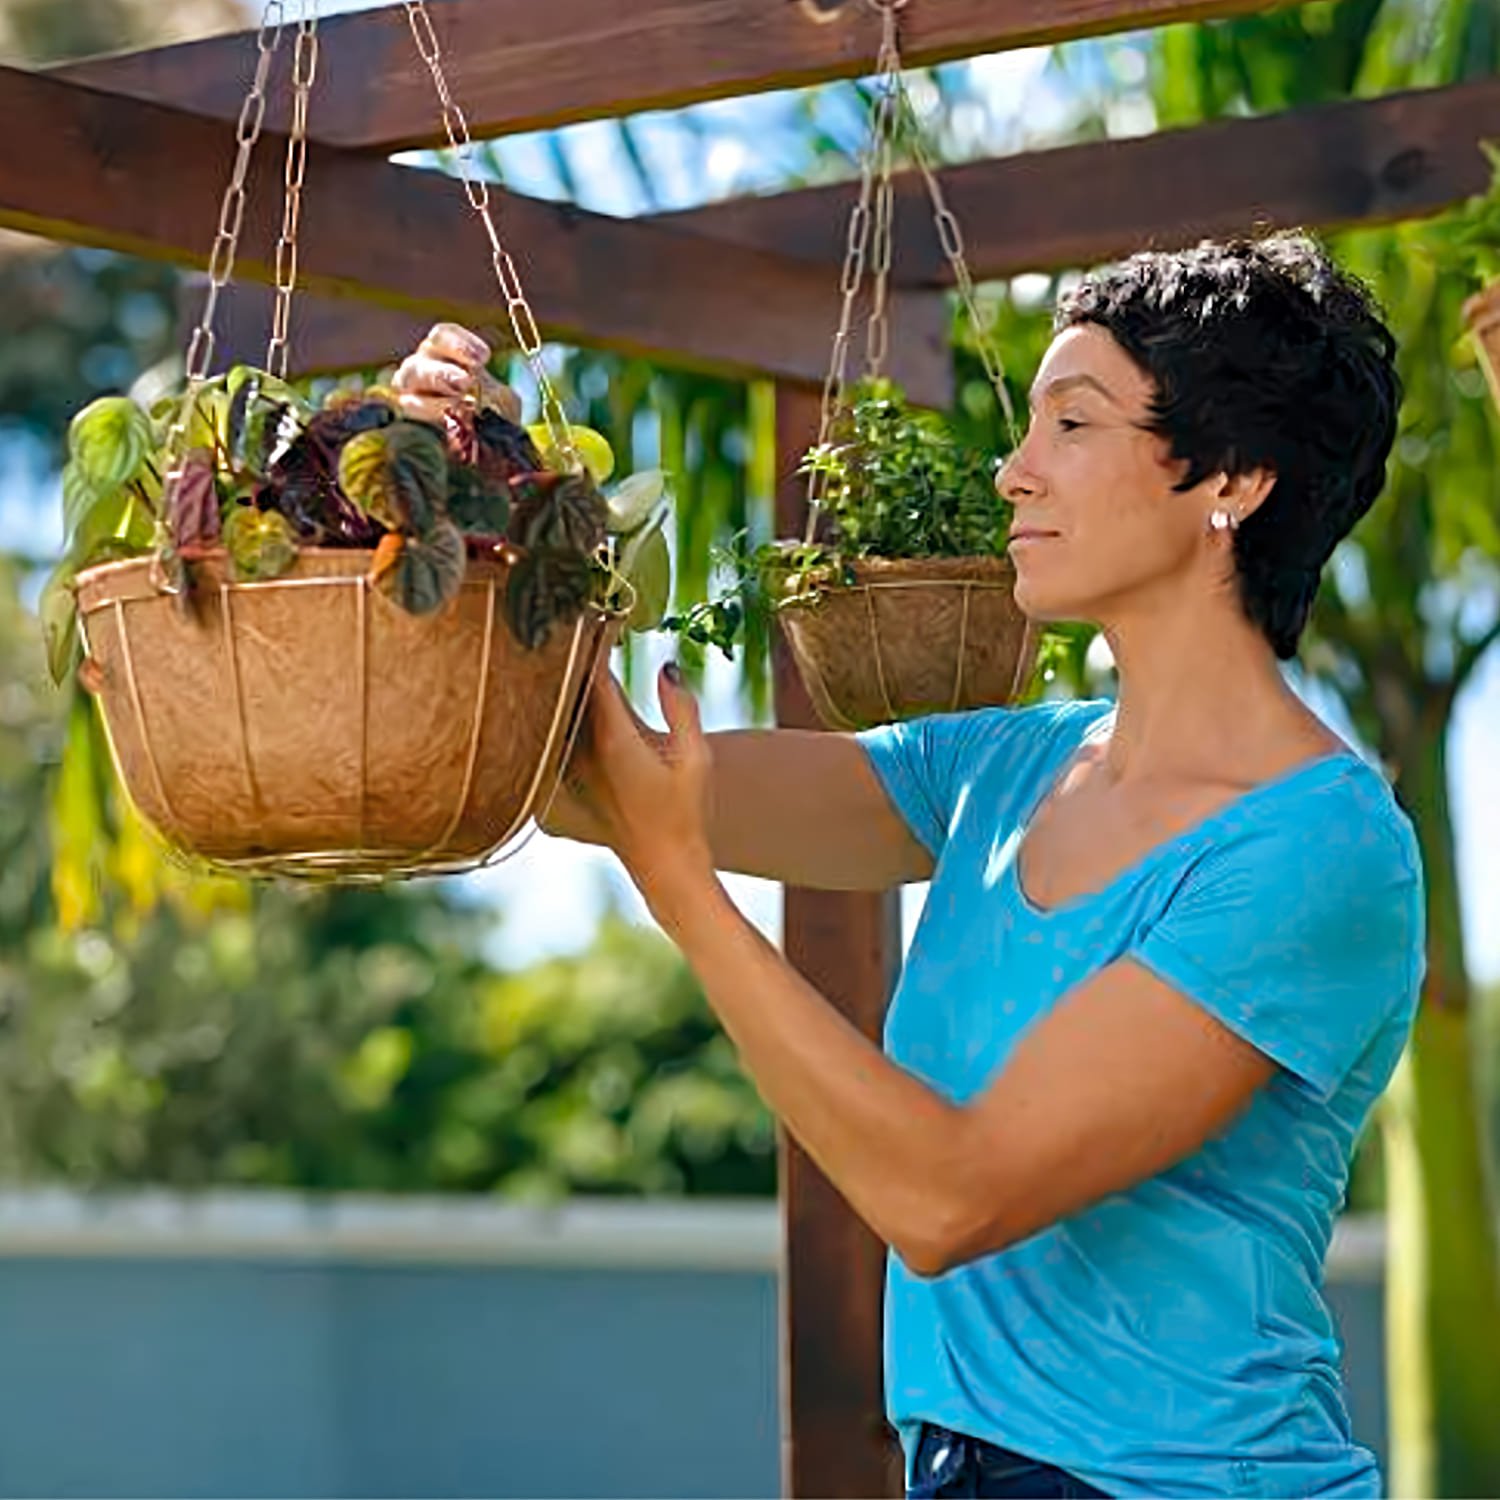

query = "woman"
[{"left": 394, "top": 234, "right": 1423, "bottom": 1499}]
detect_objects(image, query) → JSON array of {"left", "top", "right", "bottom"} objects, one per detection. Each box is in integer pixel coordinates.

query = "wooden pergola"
[{"left": 5, "top": 2, "right": 1497, "bottom": 1492}]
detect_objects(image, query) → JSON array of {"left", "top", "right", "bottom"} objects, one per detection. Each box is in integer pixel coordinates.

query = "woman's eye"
[{"left": 1057, "top": 416, "right": 1086, "bottom": 433}]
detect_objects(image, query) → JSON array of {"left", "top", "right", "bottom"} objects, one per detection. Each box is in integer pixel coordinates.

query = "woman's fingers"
[
  {"left": 420, "top": 322, "right": 491, "bottom": 369},
  {"left": 393, "top": 351, "right": 475, "bottom": 401},
  {"left": 392, "top": 324, "right": 522, "bottom": 424}
]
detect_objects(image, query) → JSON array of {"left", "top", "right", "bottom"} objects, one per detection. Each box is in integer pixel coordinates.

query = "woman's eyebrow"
[{"left": 1030, "top": 373, "right": 1121, "bottom": 407}]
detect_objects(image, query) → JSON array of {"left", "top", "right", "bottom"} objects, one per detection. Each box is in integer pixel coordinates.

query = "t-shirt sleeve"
[
  {"left": 1129, "top": 780, "right": 1425, "bottom": 1102},
  {"left": 855, "top": 703, "right": 1077, "bottom": 860}
]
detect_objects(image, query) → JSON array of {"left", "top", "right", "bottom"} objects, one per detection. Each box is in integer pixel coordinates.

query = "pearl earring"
[{"left": 1208, "top": 508, "right": 1239, "bottom": 534}]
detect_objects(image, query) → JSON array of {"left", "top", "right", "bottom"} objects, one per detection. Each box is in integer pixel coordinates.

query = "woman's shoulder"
[{"left": 1199, "top": 747, "right": 1423, "bottom": 900}]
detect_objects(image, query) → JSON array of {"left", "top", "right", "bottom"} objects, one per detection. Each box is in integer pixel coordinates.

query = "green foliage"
[
  {"left": 804, "top": 379, "right": 1013, "bottom": 560},
  {"left": 222, "top": 505, "right": 298, "bottom": 583},
  {"left": 1423, "top": 140, "right": 1500, "bottom": 288},
  {"left": 663, "top": 380, "right": 1014, "bottom": 662},
  {"left": 49, "top": 374, "right": 658, "bottom": 672},
  {"left": 67, "top": 395, "right": 152, "bottom": 495},
  {"left": 0, "top": 892, "right": 774, "bottom": 1199}
]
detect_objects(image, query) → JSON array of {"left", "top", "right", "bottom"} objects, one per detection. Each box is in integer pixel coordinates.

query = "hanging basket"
[
  {"left": 778, "top": 555, "right": 1036, "bottom": 731},
  {"left": 74, "top": 549, "right": 615, "bottom": 881},
  {"left": 1463, "top": 280, "right": 1500, "bottom": 413}
]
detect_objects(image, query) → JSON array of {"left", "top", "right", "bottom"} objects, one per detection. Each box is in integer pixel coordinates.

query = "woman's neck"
[{"left": 1092, "top": 594, "right": 1331, "bottom": 787}]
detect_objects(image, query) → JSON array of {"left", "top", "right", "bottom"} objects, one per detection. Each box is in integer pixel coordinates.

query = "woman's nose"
[{"left": 996, "top": 445, "right": 1042, "bottom": 502}]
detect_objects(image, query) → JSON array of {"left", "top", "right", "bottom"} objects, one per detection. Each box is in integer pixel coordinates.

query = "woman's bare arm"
[{"left": 544, "top": 703, "right": 932, "bottom": 892}]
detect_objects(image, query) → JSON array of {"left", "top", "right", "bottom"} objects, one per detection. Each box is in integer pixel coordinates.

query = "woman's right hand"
[{"left": 391, "top": 322, "right": 523, "bottom": 427}]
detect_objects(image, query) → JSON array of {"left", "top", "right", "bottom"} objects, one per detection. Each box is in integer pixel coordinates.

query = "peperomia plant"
[
  {"left": 43, "top": 367, "right": 671, "bottom": 687},
  {"left": 666, "top": 378, "right": 1012, "bottom": 658}
]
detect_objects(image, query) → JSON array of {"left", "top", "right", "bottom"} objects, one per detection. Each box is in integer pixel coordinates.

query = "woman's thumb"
[{"left": 658, "top": 662, "right": 703, "bottom": 751}]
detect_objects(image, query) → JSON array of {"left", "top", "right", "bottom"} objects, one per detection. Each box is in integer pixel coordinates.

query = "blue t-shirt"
[{"left": 856, "top": 698, "right": 1425, "bottom": 1499}]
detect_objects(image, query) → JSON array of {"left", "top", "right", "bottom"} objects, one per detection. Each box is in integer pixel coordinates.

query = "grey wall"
[
  {"left": 0, "top": 1192, "right": 1386, "bottom": 1499},
  {"left": 0, "top": 1258, "right": 778, "bottom": 1499}
]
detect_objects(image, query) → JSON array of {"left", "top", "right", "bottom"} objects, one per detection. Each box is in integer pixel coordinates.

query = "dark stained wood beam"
[
  {"left": 54, "top": 0, "right": 1301, "bottom": 153},
  {"left": 773, "top": 382, "right": 904, "bottom": 1500},
  {"left": 667, "top": 76, "right": 1500, "bottom": 282},
  {"left": 187, "top": 275, "right": 947, "bottom": 401},
  {"left": 0, "top": 64, "right": 951, "bottom": 400},
  {"left": 170, "top": 73, "right": 1500, "bottom": 381}
]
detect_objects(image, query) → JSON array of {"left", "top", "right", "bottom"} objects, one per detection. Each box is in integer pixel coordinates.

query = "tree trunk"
[{"left": 1384, "top": 720, "right": 1500, "bottom": 1498}]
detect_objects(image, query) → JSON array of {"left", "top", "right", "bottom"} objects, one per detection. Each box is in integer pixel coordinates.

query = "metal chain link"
[
  {"left": 163, "top": 0, "right": 288, "bottom": 506},
  {"left": 264, "top": 1, "right": 320, "bottom": 379},
  {"left": 862, "top": 3, "right": 904, "bottom": 384},
  {"left": 803, "top": 0, "right": 905, "bottom": 542},
  {"left": 402, "top": 0, "right": 579, "bottom": 469},
  {"left": 805, "top": 0, "right": 1017, "bottom": 538},
  {"left": 896, "top": 85, "right": 1017, "bottom": 447}
]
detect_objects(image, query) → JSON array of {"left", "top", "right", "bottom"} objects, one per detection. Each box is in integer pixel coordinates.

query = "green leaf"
[
  {"left": 225, "top": 363, "right": 304, "bottom": 412},
  {"left": 510, "top": 473, "right": 608, "bottom": 554},
  {"left": 605, "top": 469, "right": 666, "bottom": 534},
  {"left": 49, "top": 689, "right": 112, "bottom": 931},
  {"left": 619, "top": 515, "right": 671, "bottom": 631},
  {"left": 505, "top": 547, "right": 595, "bottom": 649},
  {"left": 40, "top": 558, "right": 81, "bottom": 687},
  {"left": 337, "top": 420, "right": 448, "bottom": 536},
  {"left": 224, "top": 506, "right": 298, "bottom": 581},
  {"left": 62, "top": 462, "right": 97, "bottom": 544},
  {"left": 374, "top": 519, "right": 466, "bottom": 615},
  {"left": 67, "top": 395, "right": 153, "bottom": 495}
]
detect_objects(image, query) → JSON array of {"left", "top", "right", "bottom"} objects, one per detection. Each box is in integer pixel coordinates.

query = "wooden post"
[{"left": 772, "top": 381, "right": 905, "bottom": 1499}]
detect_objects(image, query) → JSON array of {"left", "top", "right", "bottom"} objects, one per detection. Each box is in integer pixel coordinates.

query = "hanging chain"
[
  {"left": 402, "top": 0, "right": 579, "bottom": 469},
  {"left": 896, "top": 85, "right": 1017, "bottom": 446},
  {"left": 264, "top": 2, "right": 320, "bottom": 379},
  {"left": 862, "top": 5, "right": 903, "bottom": 384},
  {"left": 163, "top": 0, "right": 288, "bottom": 508},
  {"left": 803, "top": 0, "right": 904, "bottom": 542},
  {"left": 805, "top": 0, "right": 1017, "bottom": 538}
]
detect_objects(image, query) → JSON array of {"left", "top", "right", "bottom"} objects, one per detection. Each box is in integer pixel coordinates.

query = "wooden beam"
[
  {"left": 166, "top": 74, "right": 1500, "bottom": 382},
  {"left": 668, "top": 75, "right": 1500, "bottom": 281},
  {"left": 54, "top": 0, "right": 1300, "bottom": 153},
  {"left": 773, "top": 383, "right": 904, "bottom": 1500},
  {"left": 0, "top": 65, "right": 951, "bottom": 400},
  {"left": 182, "top": 275, "right": 951, "bottom": 405}
]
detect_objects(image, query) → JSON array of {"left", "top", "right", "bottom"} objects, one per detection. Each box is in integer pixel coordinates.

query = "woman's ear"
[{"left": 1206, "top": 466, "right": 1277, "bottom": 527}]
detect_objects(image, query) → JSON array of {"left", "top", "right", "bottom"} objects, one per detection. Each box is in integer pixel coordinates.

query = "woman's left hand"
[{"left": 569, "top": 662, "right": 716, "bottom": 918}]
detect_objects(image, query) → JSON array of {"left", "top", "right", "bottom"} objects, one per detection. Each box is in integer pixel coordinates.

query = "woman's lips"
[{"left": 1007, "top": 528, "right": 1060, "bottom": 548}]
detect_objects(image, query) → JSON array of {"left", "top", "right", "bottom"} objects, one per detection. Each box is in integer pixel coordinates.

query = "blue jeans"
[{"left": 907, "top": 1422, "right": 1110, "bottom": 1498}]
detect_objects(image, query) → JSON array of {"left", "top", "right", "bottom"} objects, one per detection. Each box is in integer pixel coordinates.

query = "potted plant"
[
  {"left": 667, "top": 378, "right": 1034, "bottom": 730},
  {"left": 43, "top": 367, "right": 671, "bottom": 879}
]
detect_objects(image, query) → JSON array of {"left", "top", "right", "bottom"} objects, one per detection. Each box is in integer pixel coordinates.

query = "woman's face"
[{"left": 1000, "top": 324, "right": 1230, "bottom": 626}]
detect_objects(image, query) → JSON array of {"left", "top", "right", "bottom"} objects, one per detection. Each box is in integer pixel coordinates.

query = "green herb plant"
[{"left": 666, "top": 378, "right": 1013, "bottom": 658}]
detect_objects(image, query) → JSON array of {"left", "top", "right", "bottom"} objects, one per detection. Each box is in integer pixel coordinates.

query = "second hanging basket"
[{"left": 778, "top": 556, "right": 1035, "bottom": 731}]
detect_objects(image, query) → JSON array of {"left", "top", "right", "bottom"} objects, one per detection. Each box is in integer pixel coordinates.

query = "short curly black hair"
[{"left": 1055, "top": 234, "right": 1400, "bottom": 658}]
